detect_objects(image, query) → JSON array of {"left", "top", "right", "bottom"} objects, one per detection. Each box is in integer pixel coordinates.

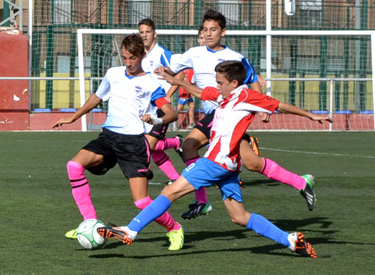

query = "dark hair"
[
  {"left": 138, "top": 18, "right": 156, "bottom": 32},
  {"left": 202, "top": 9, "right": 226, "bottom": 29},
  {"left": 198, "top": 24, "right": 204, "bottom": 35},
  {"left": 121, "top": 34, "right": 145, "bottom": 58},
  {"left": 215, "top": 61, "right": 246, "bottom": 84}
]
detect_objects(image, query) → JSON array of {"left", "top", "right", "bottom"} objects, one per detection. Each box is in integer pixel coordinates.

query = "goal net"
[{"left": 77, "top": 29, "right": 375, "bottom": 131}]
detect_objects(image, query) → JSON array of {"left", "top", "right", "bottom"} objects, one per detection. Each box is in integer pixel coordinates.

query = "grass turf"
[{"left": 0, "top": 131, "right": 374, "bottom": 274}]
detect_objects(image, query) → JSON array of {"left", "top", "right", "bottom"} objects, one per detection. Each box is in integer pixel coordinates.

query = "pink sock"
[
  {"left": 134, "top": 196, "right": 181, "bottom": 232},
  {"left": 154, "top": 137, "right": 180, "bottom": 151},
  {"left": 195, "top": 188, "right": 208, "bottom": 204},
  {"left": 152, "top": 151, "right": 180, "bottom": 181},
  {"left": 185, "top": 156, "right": 208, "bottom": 204},
  {"left": 67, "top": 161, "right": 97, "bottom": 220},
  {"left": 261, "top": 158, "right": 306, "bottom": 190}
]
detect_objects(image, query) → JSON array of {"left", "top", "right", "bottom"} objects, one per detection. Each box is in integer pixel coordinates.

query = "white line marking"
[{"left": 262, "top": 148, "right": 375, "bottom": 159}]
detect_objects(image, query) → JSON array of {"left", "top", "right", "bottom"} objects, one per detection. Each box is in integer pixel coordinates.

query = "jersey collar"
[{"left": 206, "top": 45, "right": 228, "bottom": 53}]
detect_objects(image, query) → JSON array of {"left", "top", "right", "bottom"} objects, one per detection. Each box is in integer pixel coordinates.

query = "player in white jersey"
[
  {"left": 98, "top": 61, "right": 332, "bottom": 258},
  {"left": 53, "top": 34, "right": 184, "bottom": 251},
  {"left": 138, "top": 18, "right": 185, "bottom": 186}
]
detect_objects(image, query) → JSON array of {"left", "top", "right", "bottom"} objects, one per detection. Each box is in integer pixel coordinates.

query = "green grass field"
[{"left": 1, "top": 131, "right": 374, "bottom": 274}]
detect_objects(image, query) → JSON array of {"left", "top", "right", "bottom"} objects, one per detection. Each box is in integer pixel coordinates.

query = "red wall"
[{"left": 0, "top": 32, "right": 29, "bottom": 130}]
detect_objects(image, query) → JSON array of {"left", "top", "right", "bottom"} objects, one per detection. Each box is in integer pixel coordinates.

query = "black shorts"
[
  {"left": 147, "top": 109, "right": 169, "bottom": 140},
  {"left": 83, "top": 128, "right": 153, "bottom": 180},
  {"left": 194, "top": 110, "right": 216, "bottom": 139}
]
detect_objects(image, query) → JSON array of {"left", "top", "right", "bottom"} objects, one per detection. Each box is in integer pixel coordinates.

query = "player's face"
[
  {"left": 202, "top": 20, "right": 226, "bottom": 51},
  {"left": 198, "top": 31, "right": 206, "bottom": 46},
  {"left": 138, "top": 24, "right": 157, "bottom": 50},
  {"left": 216, "top": 72, "right": 238, "bottom": 99},
  {"left": 121, "top": 48, "right": 144, "bottom": 76}
]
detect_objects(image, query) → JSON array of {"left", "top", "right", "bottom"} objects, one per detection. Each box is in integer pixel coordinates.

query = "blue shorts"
[
  {"left": 178, "top": 97, "right": 194, "bottom": 106},
  {"left": 182, "top": 158, "right": 243, "bottom": 202}
]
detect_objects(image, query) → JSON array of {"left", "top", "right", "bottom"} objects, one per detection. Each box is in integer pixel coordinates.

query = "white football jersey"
[
  {"left": 170, "top": 46, "right": 259, "bottom": 115},
  {"left": 96, "top": 66, "right": 165, "bottom": 135},
  {"left": 201, "top": 85, "right": 279, "bottom": 172},
  {"left": 142, "top": 43, "right": 173, "bottom": 92}
]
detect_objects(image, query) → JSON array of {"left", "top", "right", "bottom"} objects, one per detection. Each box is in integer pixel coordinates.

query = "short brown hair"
[
  {"left": 215, "top": 61, "right": 246, "bottom": 84},
  {"left": 138, "top": 18, "right": 156, "bottom": 32},
  {"left": 121, "top": 33, "right": 145, "bottom": 58}
]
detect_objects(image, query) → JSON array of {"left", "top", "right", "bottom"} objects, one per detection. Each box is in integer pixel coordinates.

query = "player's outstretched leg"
[
  {"left": 246, "top": 212, "right": 317, "bottom": 258},
  {"left": 300, "top": 174, "right": 317, "bottom": 211},
  {"left": 288, "top": 232, "right": 318, "bottom": 258}
]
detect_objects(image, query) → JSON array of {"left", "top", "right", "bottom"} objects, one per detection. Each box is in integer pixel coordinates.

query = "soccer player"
[
  {"left": 159, "top": 10, "right": 317, "bottom": 220},
  {"left": 98, "top": 61, "right": 332, "bottom": 257},
  {"left": 53, "top": 34, "right": 184, "bottom": 251},
  {"left": 175, "top": 26, "right": 206, "bottom": 130},
  {"left": 138, "top": 18, "right": 185, "bottom": 185}
]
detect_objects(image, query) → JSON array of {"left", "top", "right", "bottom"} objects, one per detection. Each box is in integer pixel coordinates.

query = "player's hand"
[
  {"left": 157, "top": 71, "right": 180, "bottom": 86},
  {"left": 141, "top": 114, "right": 152, "bottom": 123},
  {"left": 141, "top": 114, "right": 163, "bottom": 125},
  {"left": 258, "top": 76, "right": 267, "bottom": 87},
  {"left": 52, "top": 116, "right": 76, "bottom": 129},
  {"left": 258, "top": 112, "right": 271, "bottom": 123},
  {"left": 154, "top": 66, "right": 168, "bottom": 75},
  {"left": 310, "top": 114, "right": 333, "bottom": 124}
]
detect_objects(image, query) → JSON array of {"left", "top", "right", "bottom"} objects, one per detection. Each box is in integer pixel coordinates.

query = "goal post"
[{"left": 77, "top": 29, "right": 375, "bottom": 132}]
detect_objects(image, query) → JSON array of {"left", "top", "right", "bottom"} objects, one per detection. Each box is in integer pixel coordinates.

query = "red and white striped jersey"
[{"left": 202, "top": 85, "right": 280, "bottom": 172}]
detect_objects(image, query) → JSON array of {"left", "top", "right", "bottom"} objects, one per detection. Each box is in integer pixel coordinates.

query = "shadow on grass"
[
  {"left": 87, "top": 215, "right": 375, "bottom": 259},
  {"left": 87, "top": 216, "right": 356, "bottom": 259},
  {"left": 242, "top": 179, "right": 280, "bottom": 187}
]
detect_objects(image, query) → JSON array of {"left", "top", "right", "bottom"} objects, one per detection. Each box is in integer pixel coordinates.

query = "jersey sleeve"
[
  {"left": 245, "top": 89, "right": 280, "bottom": 113},
  {"left": 95, "top": 72, "right": 111, "bottom": 101},
  {"left": 160, "top": 48, "right": 173, "bottom": 67},
  {"left": 170, "top": 51, "right": 193, "bottom": 73},
  {"left": 201, "top": 87, "right": 220, "bottom": 102},
  {"left": 154, "top": 97, "right": 170, "bottom": 109},
  {"left": 150, "top": 86, "right": 167, "bottom": 107},
  {"left": 241, "top": 58, "right": 259, "bottom": 84}
]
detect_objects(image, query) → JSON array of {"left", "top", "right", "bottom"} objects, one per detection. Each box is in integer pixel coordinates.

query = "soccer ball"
[{"left": 77, "top": 219, "right": 107, "bottom": 249}]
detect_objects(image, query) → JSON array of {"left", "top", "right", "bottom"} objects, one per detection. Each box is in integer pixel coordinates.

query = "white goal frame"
[{"left": 77, "top": 29, "right": 375, "bottom": 132}]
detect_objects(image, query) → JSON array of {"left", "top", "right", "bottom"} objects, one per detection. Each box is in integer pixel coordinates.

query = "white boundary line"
[{"left": 262, "top": 147, "right": 375, "bottom": 159}]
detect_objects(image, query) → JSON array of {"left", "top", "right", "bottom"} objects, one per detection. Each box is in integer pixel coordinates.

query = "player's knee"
[
  {"left": 243, "top": 156, "right": 264, "bottom": 172},
  {"left": 181, "top": 138, "right": 198, "bottom": 153},
  {"left": 67, "top": 160, "right": 85, "bottom": 180}
]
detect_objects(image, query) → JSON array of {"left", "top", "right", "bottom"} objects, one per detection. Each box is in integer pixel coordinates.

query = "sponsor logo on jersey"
[{"left": 135, "top": 86, "right": 142, "bottom": 93}]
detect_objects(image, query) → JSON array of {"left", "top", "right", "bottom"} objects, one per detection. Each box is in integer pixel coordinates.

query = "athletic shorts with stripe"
[
  {"left": 82, "top": 128, "right": 153, "bottom": 180},
  {"left": 182, "top": 157, "right": 243, "bottom": 202}
]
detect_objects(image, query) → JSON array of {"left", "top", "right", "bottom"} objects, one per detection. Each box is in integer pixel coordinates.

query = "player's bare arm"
[
  {"left": 52, "top": 93, "right": 102, "bottom": 129},
  {"left": 154, "top": 66, "right": 176, "bottom": 77},
  {"left": 250, "top": 80, "right": 271, "bottom": 122},
  {"left": 141, "top": 101, "right": 178, "bottom": 125},
  {"left": 277, "top": 102, "right": 333, "bottom": 124},
  {"left": 165, "top": 71, "right": 185, "bottom": 101},
  {"left": 158, "top": 71, "right": 203, "bottom": 99},
  {"left": 258, "top": 76, "right": 267, "bottom": 87}
]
